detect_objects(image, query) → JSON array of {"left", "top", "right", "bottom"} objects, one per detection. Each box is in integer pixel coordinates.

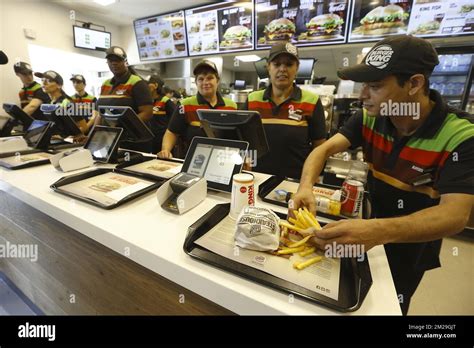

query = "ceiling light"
[
  {"left": 94, "top": 0, "right": 116, "bottom": 6},
  {"left": 235, "top": 55, "right": 262, "bottom": 62}
]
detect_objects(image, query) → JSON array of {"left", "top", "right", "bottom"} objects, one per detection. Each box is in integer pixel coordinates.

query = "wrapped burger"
[{"left": 235, "top": 206, "right": 280, "bottom": 251}]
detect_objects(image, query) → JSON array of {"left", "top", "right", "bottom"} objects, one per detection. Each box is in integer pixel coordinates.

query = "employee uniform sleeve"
[
  {"left": 132, "top": 80, "right": 153, "bottom": 107},
  {"left": 436, "top": 137, "right": 474, "bottom": 195},
  {"left": 338, "top": 110, "right": 363, "bottom": 148},
  {"left": 308, "top": 98, "right": 327, "bottom": 141},
  {"left": 165, "top": 99, "right": 176, "bottom": 119},
  {"left": 33, "top": 88, "right": 50, "bottom": 103},
  {"left": 167, "top": 102, "right": 187, "bottom": 135}
]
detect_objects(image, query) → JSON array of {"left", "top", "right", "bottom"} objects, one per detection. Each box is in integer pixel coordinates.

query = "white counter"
[{"left": 0, "top": 161, "right": 401, "bottom": 315}]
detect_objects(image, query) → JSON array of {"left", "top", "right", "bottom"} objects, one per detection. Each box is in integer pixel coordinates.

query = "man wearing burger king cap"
[
  {"left": 246, "top": 43, "right": 326, "bottom": 179},
  {"left": 291, "top": 35, "right": 474, "bottom": 315}
]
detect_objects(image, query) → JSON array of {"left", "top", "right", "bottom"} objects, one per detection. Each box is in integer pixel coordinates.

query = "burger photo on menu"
[
  {"left": 259, "top": 18, "right": 296, "bottom": 44},
  {"left": 174, "top": 43, "right": 186, "bottom": 52},
  {"left": 171, "top": 18, "right": 184, "bottom": 28},
  {"left": 205, "top": 39, "right": 218, "bottom": 51},
  {"left": 302, "top": 13, "right": 344, "bottom": 40},
  {"left": 190, "top": 21, "right": 201, "bottom": 33},
  {"left": 409, "top": 20, "right": 441, "bottom": 35},
  {"left": 352, "top": 4, "right": 409, "bottom": 37},
  {"left": 173, "top": 32, "right": 184, "bottom": 41},
  {"left": 220, "top": 25, "right": 252, "bottom": 49},
  {"left": 204, "top": 18, "right": 216, "bottom": 31},
  {"left": 192, "top": 41, "right": 202, "bottom": 52}
]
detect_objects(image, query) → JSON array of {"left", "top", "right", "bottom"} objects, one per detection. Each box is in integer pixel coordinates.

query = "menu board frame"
[
  {"left": 133, "top": 9, "right": 189, "bottom": 61},
  {"left": 184, "top": 0, "right": 255, "bottom": 58},
  {"left": 254, "top": 0, "right": 352, "bottom": 50}
]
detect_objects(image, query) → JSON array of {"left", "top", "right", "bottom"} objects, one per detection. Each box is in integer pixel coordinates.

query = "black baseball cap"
[
  {"left": 268, "top": 42, "right": 299, "bottom": 63},
  {"left": 0, "top": 51, "right": 8, "bottom": 65},
  {"left": 14, "top": 61, "right": 33, "bottom": 74},
  {"left": 34, "top": 70, "right": 64, "bottom": 85},
  {"left": 193, "top": 60, "right": 219, "bottom": 77},
  {"left": 148, "top": 75, "right": 164, "bottom": 87},
  {"left": 70, "top": 74, "right": 86, "bottom": 84},
  {"left": 105, "top": 46, "right": 127, "bottom": 60},
  {"left": 338, "top": 35, "right": 439, "bottom": 82}
]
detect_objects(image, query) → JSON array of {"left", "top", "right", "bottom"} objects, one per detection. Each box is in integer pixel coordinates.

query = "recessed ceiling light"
[{"left": 94, "top": 0, "right": 116, "bottom": 6}]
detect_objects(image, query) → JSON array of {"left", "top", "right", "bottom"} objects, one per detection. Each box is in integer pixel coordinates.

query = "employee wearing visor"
[
  {"left": 291, "top": 35, "right": 474, "bottom": 315},
  {"left": 96, "top": 46, "right": 153, "bottom": 152},
  {"left": 148, "top": 75, "right": 176, "bottom": 153},
  {"left": 245, "top": 43, "right": 326, "bottom": 179},
  {"left": 34, "top": 70, "right": 88, "bottom": 134},
  {"left": 158, "top": 60, "right": 237, "bottom": 159},
  {"left": 14, "top": 61, "right": 50, "bottom": 120}
]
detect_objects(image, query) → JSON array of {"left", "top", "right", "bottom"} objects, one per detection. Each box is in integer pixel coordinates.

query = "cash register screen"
[
  {"left": 182, "top": 137, "right": 249, "bottom": 192},
  {"left": 84, "top": 126, "right": 122, "bottom": 162}
]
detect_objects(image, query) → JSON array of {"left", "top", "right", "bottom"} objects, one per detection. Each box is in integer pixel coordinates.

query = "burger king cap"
[
  {"left": 34, "top": 70, "right": 64, "bottom": 85},
  {"left": 105, "top": 46, "right": 127, "bottom": 60},
  {"left": 70, "top": 74, "right": 86, "bottom": 84},
  {"left": 193, "top": 59, "right": 219, "bottom": 77},
  {"left": 148, "top": 75, "right": 164, "bottom": 87},
  {"left": 337, "top": 35, "right": 439, "bottom": 82},
  {"left": 268, "top": 42, "right": 299, "bottom": 63},
  {"left": 0, "top": 51, "right": 8, "bottom": 65},
  {"left": 14, "top": 61, "right": 32, "bottom": 74}
]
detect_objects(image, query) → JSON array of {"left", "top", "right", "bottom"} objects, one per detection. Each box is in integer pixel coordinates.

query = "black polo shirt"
[
  {"left": 339, "top": 89, "right": 474, "bottom": 272},
  {"left": 19, "top": 81, "right": 50, "bottom": 120}
]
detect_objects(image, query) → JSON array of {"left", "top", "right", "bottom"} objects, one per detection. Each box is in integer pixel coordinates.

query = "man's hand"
[
  {"left": 309, "top": 218, "right": 385, "bottom": 252},
  {"left": 288, "top": 186, "right": 316, "bottom": 218},
  {"left": 157, "top": 149, "right": 172, "bottom": 159}
]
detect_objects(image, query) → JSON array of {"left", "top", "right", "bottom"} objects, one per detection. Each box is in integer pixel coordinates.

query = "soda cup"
[
  {"left": 230, "top": 173, "right": 255, "bottom": 219},
  {"left": 340, "top": 179, "right": 364, "bottom": 217}
]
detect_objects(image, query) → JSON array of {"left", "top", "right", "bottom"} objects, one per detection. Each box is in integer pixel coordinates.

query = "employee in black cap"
[
  {"left": 95, "top": 46, "right": 153, "bottom": 152},
  {"left": 70, "top": 74, "right": 97, "bottom": 132},
  {"left": 291, "top": 35, "right": 474, "bottom": 315},
  {"left": 35, "top": 70, "right": 88, "bottom": 134},
  {"left": 148, "top": 75, "right": 176, "bottom": 153},
  {"left": 246, "top": 43, "right": 326, "bottom": 179},
  {"left": 14, "top": 61, "right": 51, "bottom": 120},
  {"left": 158, "top": 60, "right": 237, "bottom": 159}
]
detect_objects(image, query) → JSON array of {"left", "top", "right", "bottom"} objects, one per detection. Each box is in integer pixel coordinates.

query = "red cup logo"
[{"left": 240, "top": 186, "right": 247, "bottom": 193}]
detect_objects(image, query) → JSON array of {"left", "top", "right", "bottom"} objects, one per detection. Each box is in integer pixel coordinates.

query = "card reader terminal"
[{"left": 162, "top": 172, "right": 204, "bottom": 213}]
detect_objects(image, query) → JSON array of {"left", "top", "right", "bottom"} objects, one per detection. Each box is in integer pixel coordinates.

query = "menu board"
[
  {"left": 134, "top": 11, "right": 187, "bottom": 61},
  {"left": 185, "top": 0, "right": 254, "bottom": 56},
  {"left": 349, "top": 0, "right": 413, "bottom": 42},
  {"left": 255, "top": 0, "right": 350, "bottom": 49},
  {"left": 407, "top": 0, "right": 474, "bottom": 37}
]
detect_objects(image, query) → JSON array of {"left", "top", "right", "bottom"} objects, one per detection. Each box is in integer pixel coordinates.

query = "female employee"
[
  {"left": 34, "top": 70, "right": 88, "bottom": 134},
  {"left": 158, "top": 60, "right": 237, "bottom": 159},
  {"left": 95, "top": 46, "right": 153, "bottom": 152},
  {"left": 148, "top": 76, "right": 176, "bottom": 153},
  {"left": 245, "top": 43, "right": 327, "bottom": 179}
]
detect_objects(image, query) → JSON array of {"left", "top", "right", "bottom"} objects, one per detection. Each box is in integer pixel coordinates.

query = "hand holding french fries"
[{"left": 278, "top": 207, "right": 323, "bottom": 270}]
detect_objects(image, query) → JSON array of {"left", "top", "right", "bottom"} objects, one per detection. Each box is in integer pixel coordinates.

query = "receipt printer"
[
  {"left": 156, "top": 172, "right": 207, "bottom": 214},
  {"left": 0, "top": 136, "right": 29, "bottom": 154},
  {"left": 50, "top": 148, "right": 94, "bottom": 172}
]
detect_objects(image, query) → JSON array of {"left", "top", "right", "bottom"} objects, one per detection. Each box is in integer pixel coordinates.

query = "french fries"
[
  {"left": 293, "top": 256, "right": 323, "bottom": 270},
  {"left": 276, "top": 208, "right": 324, "bottom": 270}
]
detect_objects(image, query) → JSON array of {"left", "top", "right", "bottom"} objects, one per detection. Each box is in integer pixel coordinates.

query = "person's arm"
[
  {"left": 158, "top": 130, "right": 178, "bottom": 159},
  {"left": 310, "top": 193, "right": 473, "bottom": 252},
  {"left": 137, "top": 104, "right": 153, "bottom": 122},
  {"left": 290, "top": 133, "right": 351, "bottom": 214},
  {"left": 22, "top": 98, "right": 42, "bottom": 116}
]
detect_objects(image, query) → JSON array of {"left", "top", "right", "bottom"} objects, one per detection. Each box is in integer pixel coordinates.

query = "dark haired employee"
[
  {"left": 14, "top": 62, "right": 50, "bottom": 120},
  {"left": 70, "top": 74, "right": 97, "bottom": 132},
  {"left": 95, "top": 46, "right": 153, "bottom": 152},
  {"left": 158, "top": 60, "right": 237, "bottom": 159},
  {"left": 291, "top": 35, "right": 474, "bottom": 315},
  {"left": 148, "top": 76, "right": 176, "bottom": 153},
  {"left": 34, "top": 70, "right": 87, "bottom": 134},
  {"left": 246, "top": 43, "right": 326, "bottom": 179}
]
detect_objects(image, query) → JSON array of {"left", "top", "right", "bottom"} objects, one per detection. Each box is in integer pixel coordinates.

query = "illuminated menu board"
[
  {"left": 255, "top": 0, "right": 350, "bottom": 49},
  {"left": 134, "top": 11, "right": 188, "bottom": 61},
  {"left": 185, "top": 0, "right": 254, "bottom": 57},
  {"left": 407, "top": 0, "right": 474, "bottom": 38}
]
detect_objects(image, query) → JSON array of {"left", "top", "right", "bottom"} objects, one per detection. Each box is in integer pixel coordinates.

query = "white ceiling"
[{"left": 49, "top": 0, "right": 214, "bottom": 26}]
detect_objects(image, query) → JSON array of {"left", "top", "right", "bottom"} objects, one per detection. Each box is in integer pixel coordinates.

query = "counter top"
[{"left": 0, "top": 160, "right": 401, "bottom": 315}]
